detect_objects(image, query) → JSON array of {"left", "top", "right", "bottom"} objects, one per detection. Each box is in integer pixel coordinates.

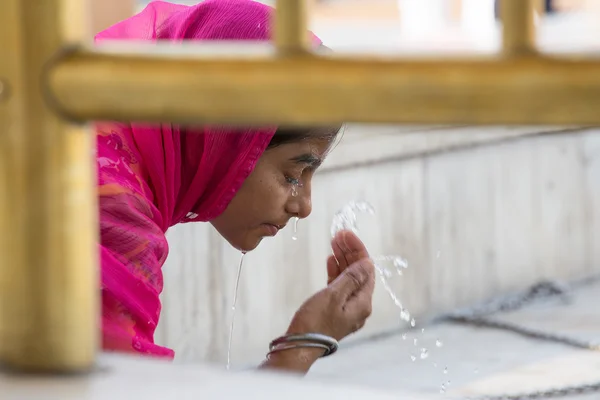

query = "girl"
[{"left": 97, "top": 0, "right": 375, "bottom": 374}]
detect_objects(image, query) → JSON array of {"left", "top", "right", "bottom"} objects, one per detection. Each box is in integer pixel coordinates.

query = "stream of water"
[{"left": 226, "top": 252, "right": 246, "bottom": 370}]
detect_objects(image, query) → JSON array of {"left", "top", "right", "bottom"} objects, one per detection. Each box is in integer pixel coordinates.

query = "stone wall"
[{"left": 155, "top": 126, "right": 600, "bottom": 366}]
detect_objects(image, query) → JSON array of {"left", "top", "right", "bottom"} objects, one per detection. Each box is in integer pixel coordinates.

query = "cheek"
[
  {"left": 235, "top": 169, "right": 289, "bottom": 217},
  {"left": 255, "top": 173, "right": 290, "bottom": 207}
]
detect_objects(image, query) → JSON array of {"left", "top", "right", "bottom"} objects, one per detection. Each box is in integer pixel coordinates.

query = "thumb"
[{"left": 329, "top": 258, "right": 374, "bottom": 300}]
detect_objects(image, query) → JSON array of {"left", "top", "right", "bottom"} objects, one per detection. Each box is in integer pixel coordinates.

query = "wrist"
[{"left": 260, "top": 345, "right": 324, "bottom": 374}]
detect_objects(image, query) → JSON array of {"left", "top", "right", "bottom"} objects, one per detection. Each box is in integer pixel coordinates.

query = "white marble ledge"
[
  {"left": 321, "top": 125, "right": 580, "bottom": 172},
  {"left": 1, "top": 353, "right": 439, "bottom": 400}
]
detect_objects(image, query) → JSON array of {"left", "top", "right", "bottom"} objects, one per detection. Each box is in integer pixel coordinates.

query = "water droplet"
[
  {"left": 420, "top": 348, "right": 429, "bottom": 359},
  {"left": 421, "top": 328, "right": 425, "bottom": 333},
  {"left": 392, "top": 256, "right": 408, "bottom": 270},
  {"left": 377, "top": 265, "right": 393, "bottom": 278},
  {"left": 410, "top": 355, "right": 416, "bottom": 362},
  {"left": 436, "top": 340, "right": 443, "bottom": 347},
  {"left": 410, "top": 318, "right": 416, "bottom": 327},
  {"left": 446, "top": 380, "right": 451, "bottom": 386},
  {"left": 413, "top": 338, "right": 418, "bottom": 346},
  {"left": 291, "top": 185, "right": 298, "bottom": 197},
  {"left": 443, "top": 367, "right": 448, "bottom": 374},
  {"left": 291, "top": 217, "right": 299, "bottom": 241},
  {"left": 400, "top": 309, "right": 411, "bottom": 321},
  {"left": 402, "top": 333, "right": 407, "bottom": 340}
]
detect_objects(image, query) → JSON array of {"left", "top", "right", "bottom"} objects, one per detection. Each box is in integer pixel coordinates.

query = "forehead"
[{"left": 266, "top": 136, "right": 333, "bottom": 160}]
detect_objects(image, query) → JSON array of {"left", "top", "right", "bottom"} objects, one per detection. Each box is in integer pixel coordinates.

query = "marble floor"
[{"left": 308, "top": 278, "right": 600, "bottom": 399}]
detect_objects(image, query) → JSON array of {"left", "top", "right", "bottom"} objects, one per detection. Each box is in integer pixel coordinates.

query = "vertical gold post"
[
  {"left": 274, "top": 0, "right": 310, "bottom": 55},
  {"left": 501, "top": 0, "right": 536, "bottom": 56},
  {"left": 0, "top": 0, "right": 98, "bottom": 372},
  {"left": 534, "top": 0, "right": 545, "bottom": 16}
]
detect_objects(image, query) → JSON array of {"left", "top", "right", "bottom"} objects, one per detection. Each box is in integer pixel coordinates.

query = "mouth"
[{"left": 261, "top": 223, "right": 284, "bottom": 237}]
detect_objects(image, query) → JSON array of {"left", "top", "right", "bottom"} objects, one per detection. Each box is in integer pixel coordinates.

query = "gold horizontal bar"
[
  {"left": 501, "top": 0, "right": 536, "bottom": 56},
  {"left": 275, "top": 0, "right": 310, "bottom": 54},
  {"left": 46, "top": 47, "right": 600, "bottom": 126},
  {"left": 0, "top": 0, "right": 98, "bottom": 372}
]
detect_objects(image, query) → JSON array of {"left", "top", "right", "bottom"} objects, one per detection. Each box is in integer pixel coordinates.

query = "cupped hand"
[
  {"left": 260, "top": 230, "right": 374, "bottom": 374},
  {"left": 287, "top": 230, "right": 374, "bottom": 341},
  {"left": 327, "top": 230, "right": 370, "bottom": 284}
]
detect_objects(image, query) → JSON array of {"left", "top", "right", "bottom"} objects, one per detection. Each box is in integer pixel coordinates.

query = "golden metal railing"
[{"left": 0, "top": 0, "right": 598, "bottom": 374}]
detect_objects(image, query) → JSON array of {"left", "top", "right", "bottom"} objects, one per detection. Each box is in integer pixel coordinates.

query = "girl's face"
[{"left": 210, "top": 137, "right": 333, "bottom": 252}]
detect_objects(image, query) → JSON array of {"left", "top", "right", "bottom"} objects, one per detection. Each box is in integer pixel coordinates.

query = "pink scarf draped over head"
[{"left": 96, "top": 0, "right": 320, "bottom": 358}]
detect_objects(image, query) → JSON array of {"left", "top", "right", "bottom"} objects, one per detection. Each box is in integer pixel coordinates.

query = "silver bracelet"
[
  {"left": 267, "top": 342, "right": 330, "bottom": 358},
  {"left": 268, "top": 333, "right": 339, "bottom": 357}
]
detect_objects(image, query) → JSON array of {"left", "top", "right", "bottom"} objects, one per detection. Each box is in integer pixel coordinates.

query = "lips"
[
  {"left": 262, "top": 224, "right": 280, "bottom": 236},
  {"left": 261, "top": 223, "right": 286, "bottom": 237}
]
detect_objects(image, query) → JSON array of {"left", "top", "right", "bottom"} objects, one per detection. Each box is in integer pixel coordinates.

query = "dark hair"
[{"left": 267, "top": 125, "right": 343, "bottom": 149}]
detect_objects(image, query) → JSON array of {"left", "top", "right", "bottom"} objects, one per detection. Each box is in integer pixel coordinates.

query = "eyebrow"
[{"left": 290, "top": 153, "right": 322, "bottom": 168}]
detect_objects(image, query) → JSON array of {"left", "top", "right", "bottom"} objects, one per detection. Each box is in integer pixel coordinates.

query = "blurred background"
[
  {"left": 97, "top": 1, "right": 600, "bottom": 54},
  {"left": 89, "top": 1, "right": 600, "bottom": 398}
]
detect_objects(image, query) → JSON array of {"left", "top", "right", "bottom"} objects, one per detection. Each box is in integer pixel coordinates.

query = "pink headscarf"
[{"left": 96, "top": 0, "right": 320, "bottom": 358}]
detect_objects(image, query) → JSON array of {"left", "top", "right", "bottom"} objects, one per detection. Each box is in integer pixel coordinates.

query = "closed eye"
[
  {"left": 290, "top": 153, "right": 322, "bottom": 170},
  {"left": 286, "top": 176, "right": 301, "bottom": 186}
]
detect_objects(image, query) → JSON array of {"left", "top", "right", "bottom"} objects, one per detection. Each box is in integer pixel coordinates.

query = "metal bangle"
[
  {"left": 267, "top": 342, "right": 330, "bottom": 358},
  {"left": 269, "top": 333, "right": 339, "bottom": 357}
]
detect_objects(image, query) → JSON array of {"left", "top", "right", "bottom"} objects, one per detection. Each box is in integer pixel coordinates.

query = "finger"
[
  {"left": 330, "top": 258, "right": 374, "bottom": 300},
  {"left": 331, "top": 239, "right": 348, "bottom": 270},
  {"left": 345, "top": 270, "right": 375, "bottom": 322},
  {"left": 327, "top": 255, "right": 341, "bottom": 284},
  {"left": 331, "top": 230, "right": 369, "bottom": 273}
]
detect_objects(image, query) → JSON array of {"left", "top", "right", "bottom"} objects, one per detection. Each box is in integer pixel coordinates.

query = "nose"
[{"left": 287, "top": 182, "right": 312, "bottom": 219}]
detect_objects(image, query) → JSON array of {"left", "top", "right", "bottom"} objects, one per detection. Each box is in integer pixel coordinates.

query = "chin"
[{"left": 229, "top": 236, "right": 263, "bottom": 253}]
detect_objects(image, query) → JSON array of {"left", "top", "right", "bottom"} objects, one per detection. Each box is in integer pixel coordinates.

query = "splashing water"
[
  {"left": 330, "top": 201, "right": 375, "bottom": 237},
  {"left": 436, "top": 339, "right": 443, "bottom": 347},
  {"left": 226, "top": 253, "right": 246, "bottom": 370},
  {"left": 372, "top": 255, "right": 408, "bottom": 281},
  {"left": 291, "top": 217, "right": 299, "bottom": 241},
  {"left": 330, "top": 201, "right": 413, "bottom": 324},
  {"left": 330, "top": 202, "right": 450, "bottom": 385}
]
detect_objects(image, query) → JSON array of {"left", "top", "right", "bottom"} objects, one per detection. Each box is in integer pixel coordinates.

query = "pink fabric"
[{"left": 96, "top": 0, "right": 321, "bottom": 358}]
